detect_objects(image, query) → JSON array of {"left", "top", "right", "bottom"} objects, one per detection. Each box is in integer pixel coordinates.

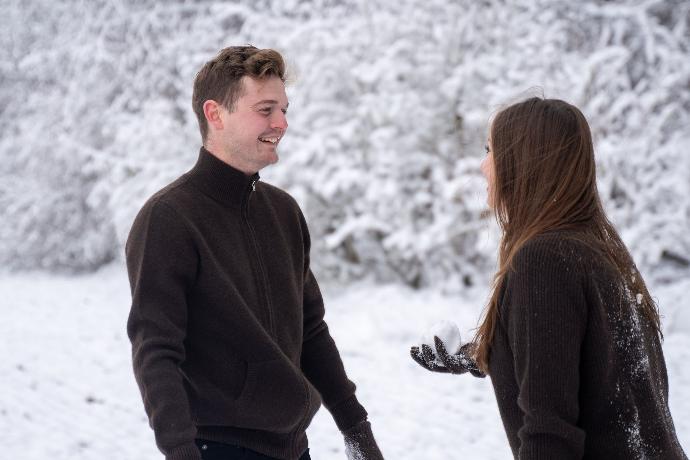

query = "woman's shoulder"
[
  {"left": 514, "top": 230, "right": 599, "bottom": 271},
  {"left": 499, "top": 231, "right": 593, "bottom": 327}
]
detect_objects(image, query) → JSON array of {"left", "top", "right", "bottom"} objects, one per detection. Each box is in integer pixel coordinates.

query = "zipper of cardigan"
[{"left": 243, "top": 180, "right": 276, "bottom": 337}]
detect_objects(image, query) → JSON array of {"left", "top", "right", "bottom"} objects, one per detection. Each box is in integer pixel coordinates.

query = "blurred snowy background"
[{"left": 1, "top": 0, "right": 689, "bottom": 459}]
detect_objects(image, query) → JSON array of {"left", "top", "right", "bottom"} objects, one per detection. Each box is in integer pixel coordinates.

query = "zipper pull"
[{"left": 251, "top": 180, "right": 256, "bottom": 192}]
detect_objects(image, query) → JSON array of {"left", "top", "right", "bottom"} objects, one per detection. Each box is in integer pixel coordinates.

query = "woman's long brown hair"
[{"left": 473, "top": 97, "right": 661, "bottom": 373}]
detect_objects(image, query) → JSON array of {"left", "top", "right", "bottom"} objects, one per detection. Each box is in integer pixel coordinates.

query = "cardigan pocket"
[
  {"left": 231, "top": 357, "right": 313, "bottom": 433},
  {"left": 188, "top": 356, "right": 321, "bottom": 433}
]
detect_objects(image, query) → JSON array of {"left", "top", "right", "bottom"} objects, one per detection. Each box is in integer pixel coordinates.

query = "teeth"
[{"left": 259, "top": 137, "right": 279, "bottom": 144}]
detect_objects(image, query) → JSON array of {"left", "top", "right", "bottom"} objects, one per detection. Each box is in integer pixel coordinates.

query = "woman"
[{"left": 411, "top": 97, "right": 688, "bottom": 459}]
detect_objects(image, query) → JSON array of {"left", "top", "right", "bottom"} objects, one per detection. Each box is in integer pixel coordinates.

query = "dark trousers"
[{"left": 195, "top": 439, "right": 311, "bottom": 460}]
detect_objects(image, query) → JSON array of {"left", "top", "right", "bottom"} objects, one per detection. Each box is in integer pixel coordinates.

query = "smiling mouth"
[{"left": 259, "top": 136, "right": 280, "bottom": 145}]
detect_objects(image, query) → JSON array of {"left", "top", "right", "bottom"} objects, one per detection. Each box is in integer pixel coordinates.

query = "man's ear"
[{"left": 203, "top": 100, "right": 224, "bottom": 132}]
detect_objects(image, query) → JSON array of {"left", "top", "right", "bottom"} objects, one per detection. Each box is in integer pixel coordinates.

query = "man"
[{"left": 126, "top": 46, "right": 384, "bottom": 460}]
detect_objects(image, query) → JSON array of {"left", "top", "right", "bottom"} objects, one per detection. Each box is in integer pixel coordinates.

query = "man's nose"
[{"left": 271, "top": 111, "right": 288, "bottom": 131}]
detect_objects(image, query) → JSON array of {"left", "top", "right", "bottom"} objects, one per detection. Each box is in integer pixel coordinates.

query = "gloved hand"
[
  {"left": 410, "top": 339, "right": 486, "bottom": 378},
  {"left": 343, "top": 420, "right": 384, "bottom": 460}
]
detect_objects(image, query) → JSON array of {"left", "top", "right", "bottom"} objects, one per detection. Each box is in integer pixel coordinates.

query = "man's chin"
[{"left": 256, "top": 153, "right": 279, "bottom": 171}]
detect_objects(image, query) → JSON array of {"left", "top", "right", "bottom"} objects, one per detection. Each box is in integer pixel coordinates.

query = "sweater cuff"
[
  {"left": 343, "top": 421, "right": 384, "bottom": 460},
  {"left": 329, "top": 394, "right": 368, "bottom": 432},
  {"left": 166, "top": 442, "right": 202, "bottom": 460}
]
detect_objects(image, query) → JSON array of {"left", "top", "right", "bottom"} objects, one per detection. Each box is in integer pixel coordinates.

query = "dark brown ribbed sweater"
[
  {"left": 126, "top": 148, "right": 368, "bottom": 460},
  {"left": 489, "top": 232, "right": 687, "bottom": 459}
]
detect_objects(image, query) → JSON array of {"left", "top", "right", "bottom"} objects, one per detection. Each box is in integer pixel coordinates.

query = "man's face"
[{"left": 215, "top": 76, "right": 289, "bottom": 174}]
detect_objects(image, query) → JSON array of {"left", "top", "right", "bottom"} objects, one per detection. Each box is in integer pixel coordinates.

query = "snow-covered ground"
[{"left": 1, "top": 264, "right": 689, "bottom": 459}]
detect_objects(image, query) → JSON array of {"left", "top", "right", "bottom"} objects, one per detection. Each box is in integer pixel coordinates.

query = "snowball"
[{"left": 420, "top": 320, "right": 462, "bottom": 355}]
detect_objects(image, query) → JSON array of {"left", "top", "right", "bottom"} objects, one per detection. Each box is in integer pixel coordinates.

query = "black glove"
[
  {"left": 410, "top": 338, "right": 485, "bottom": 378},
  {"left": 343, "top": 420, "right": 384, "bottom": 460}
]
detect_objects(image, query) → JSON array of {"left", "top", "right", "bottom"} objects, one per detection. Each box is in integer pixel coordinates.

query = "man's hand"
[
  {"left": 410, "top": 339, "right": 486, "bottom": 378},
  {"left": 343, "top": 421, "right": 384, "bottom": 460}
]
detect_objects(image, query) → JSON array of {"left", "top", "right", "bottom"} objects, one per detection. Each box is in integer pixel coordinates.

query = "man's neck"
[{"left": 202, "top": 144, "right": 257, "bottom": 176}]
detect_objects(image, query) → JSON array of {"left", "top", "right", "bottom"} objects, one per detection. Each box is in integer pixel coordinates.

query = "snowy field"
[{"left": 1, "top": 264, "right": 689, "bottom": 459}]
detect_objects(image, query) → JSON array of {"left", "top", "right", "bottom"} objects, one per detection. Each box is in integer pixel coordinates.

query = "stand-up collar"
[{"left": 186, "top": 147, "right": 260, "bottom": 208}]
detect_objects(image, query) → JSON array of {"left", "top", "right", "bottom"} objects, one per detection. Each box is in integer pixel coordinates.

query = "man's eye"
[
  {"left": 484, "top": 144, "right": 490, "bottom": 154},
  {"left": 259, "top": 107, "right": 271, "bottom": 114}
]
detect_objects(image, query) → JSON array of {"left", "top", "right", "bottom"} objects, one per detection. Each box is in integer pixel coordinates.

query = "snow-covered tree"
[{"left": 1, "top": 0, "right": 688, "bottom": 288}]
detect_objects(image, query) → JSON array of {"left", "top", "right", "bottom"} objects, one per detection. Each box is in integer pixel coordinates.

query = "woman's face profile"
[{"left": 481, "top": 136, "right": 496, "bottom": 209}]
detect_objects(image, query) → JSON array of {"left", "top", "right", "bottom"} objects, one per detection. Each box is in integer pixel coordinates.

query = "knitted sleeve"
[
  {"left": 505, "top": 238, "right": 588, "bottom": 459},
  {"left": 125, "top": 199, "right": 201, "bottom": 460},
  {"left": 297, "top": 210, "right": 368, "bottom": 432}
]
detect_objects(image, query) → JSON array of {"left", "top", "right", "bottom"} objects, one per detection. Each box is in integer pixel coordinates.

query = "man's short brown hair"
[{"left": 192, "top": 45, "right": 286, "bottom": 141}]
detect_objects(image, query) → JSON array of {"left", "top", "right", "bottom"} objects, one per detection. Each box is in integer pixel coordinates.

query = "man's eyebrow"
[{"left": 252, "top": 100, "right": 289, "bottom": 108}]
